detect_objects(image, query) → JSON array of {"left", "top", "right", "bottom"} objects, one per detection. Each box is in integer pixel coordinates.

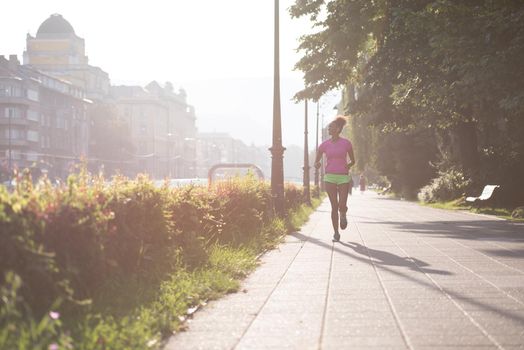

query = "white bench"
[{"left": 466, "top": 185, "right": 500, "bottom": 205}]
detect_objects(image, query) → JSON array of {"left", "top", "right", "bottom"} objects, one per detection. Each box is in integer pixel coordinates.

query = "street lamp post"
[
  {"left": 320, "top": 113, "right": 325, "bottom": 192},
  {"left": 8, "top": 110, "right": 12, "bottom": 175},
  {"left": 314, "top": 101, "right": 320, "bottom": 197},
  {"left": 270, "top": 0, "right": 286, "bottom": 216},
  {"left": 303, "top": 99, "right": 311, "bottom": 205}
]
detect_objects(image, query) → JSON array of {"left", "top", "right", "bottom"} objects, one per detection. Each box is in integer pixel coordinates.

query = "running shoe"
[
  {"left": 340, "top": 215, "right": 347, "bottom": 230},
  {"left": 332, "top": 232, "right": 340, "bottom": 242}
]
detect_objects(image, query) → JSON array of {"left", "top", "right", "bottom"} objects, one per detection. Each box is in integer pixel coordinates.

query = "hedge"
[{"left": 0, "top": 170, "right": 305, "bottom": 349}]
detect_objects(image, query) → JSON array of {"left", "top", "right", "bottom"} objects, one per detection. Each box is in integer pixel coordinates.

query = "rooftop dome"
[{"left": 36, "top": 14, "right": 75, "bottom": 36}]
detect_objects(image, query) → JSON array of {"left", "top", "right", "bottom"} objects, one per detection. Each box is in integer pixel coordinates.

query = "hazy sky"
[{"left": 1, "top": 0, "right": 341, "bottom": 147}]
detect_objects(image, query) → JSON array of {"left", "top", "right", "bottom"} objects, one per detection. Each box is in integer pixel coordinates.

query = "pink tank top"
[{"left": 318, "top": 138, "right": 353, "bottom": 174}]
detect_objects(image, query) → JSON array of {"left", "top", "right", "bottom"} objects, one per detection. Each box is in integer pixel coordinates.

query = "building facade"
[
  {"left": 23, "top": 14, "right": 110, "bottom": 102},
  {"left": 196, "top": 132, "right": 270, "bottom": 179},
  {"left": 2, "top": 14, "right": 199, "bottom": 181},
  {"left": 111, "top": 82, "right": 197, "bottom": 179},
  {"left": 0, "top": 55, "right": 89, "bottom": 180}
]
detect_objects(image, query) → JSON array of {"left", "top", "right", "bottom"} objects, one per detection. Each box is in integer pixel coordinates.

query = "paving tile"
[
  {"left": 165, "top": 194, "right": 524, "bottom": 349},
  {"left": 416, "top": 346, "right": 495, "bottom": 350},
  {"left": 321, "top": 335, "right": 407, "bottom": 348},
  {"left": 408, "top": 334, "right": 495, "bottom": 347},
  {"left": 237, "top": 336, "right": 317, "bottom": 350}
]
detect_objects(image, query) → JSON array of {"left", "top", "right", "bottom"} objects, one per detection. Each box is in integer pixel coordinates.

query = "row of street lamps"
[{"left": 271, "top": 0, "right": 327, "bottom": 215}]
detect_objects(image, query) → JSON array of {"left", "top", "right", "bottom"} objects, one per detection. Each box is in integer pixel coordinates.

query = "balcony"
[
  {"left": 0, "top": 118, "right": 28, "bottom": 126},
  {"left": 0, "top": 139, "right": 28, "bottom": 146},
  {"left": 0, "top": 96, "right": 35, "bottom": 106}
]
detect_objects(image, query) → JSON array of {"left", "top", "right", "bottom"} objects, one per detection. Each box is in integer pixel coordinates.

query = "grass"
[
  {"left": 423, "top": 198, "right": 524, "bottom": 222},
  {"left": 288, "top": 196, "right": 323, "bottom": 232},
  {"left": 67, "top": 199, "right": 322, "bottom": 349}
]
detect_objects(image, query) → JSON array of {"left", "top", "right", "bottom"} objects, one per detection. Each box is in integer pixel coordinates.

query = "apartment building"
[
  {"left": 0, "top": 55, "right": 89, "bottom": 180},
  {"left": 111, "top": 82, "right": 197, "bottom": 179}
]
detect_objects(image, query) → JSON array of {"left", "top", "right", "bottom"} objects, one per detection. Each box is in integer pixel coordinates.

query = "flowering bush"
[
  {"left": 104, "top": 176, "right": 171, "bottom": 278},
  {"left": 0, "top": 272, "right": 73, "bottom": 349},
  {"left": 0, "top": 172, "right": 75, "bottom": 316},
  {"left": 212, "top": 176, "right": 273, "bottom": 244},
  {"left": 1, "top": 169, "right": 308, "bottom": 349}
]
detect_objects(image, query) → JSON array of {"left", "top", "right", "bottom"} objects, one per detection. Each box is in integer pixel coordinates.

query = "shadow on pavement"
[
  {"left": 288, "top": 231, "right": 524, "bottom": 325},
  {"left": 340, "top": 241, "right": 452, "bottom": 275},
  {"left": 362, "top": 220, "right": 524, "bottom": 244},
  {"left": 480, "top": 249, "right": 524, "bottom": 258}
]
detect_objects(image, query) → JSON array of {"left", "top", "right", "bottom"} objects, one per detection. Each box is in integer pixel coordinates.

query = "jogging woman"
[{"left": 314, "top": 117, "right": 355, "bottom": 242}]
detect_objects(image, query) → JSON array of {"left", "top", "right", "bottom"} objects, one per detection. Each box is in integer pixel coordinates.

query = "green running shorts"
[{"left": 324, "top": 173, "right": 350, "bottom": 185}]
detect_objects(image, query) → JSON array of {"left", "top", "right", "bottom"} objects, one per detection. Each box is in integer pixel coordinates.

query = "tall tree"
[{"left": 292, "top": 0, "right": 524, "bottom": 203}]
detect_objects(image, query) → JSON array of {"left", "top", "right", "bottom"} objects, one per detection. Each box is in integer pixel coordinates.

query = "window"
[
  {"left": 27, "top": 89, "right": 39, "bottom": 101},
  {"left": 0, "top": 85, "right": 22, "bottom": 97},
  {"left": 56, "top": 117, "right": 66, "bottom": 129},
  {"left": 4, "top": 128, "right": 24, "bottom": 140},
  {"left": 12, "top": 86, "right": 22, "bottom": 97},
  {"left": 27, "top": 109, "right": 40, "bottom": 122},
  {"left": 27, "top": 130, "right": 39, "bottom": 142},
  {"left": 4, "top": 107, "right": 22, "bottom": 119}
]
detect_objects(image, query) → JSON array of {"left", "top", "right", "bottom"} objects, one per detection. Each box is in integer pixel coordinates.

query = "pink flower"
[
  {"left": 49, "top": 311, "right": 60, "bottom": 320},
  {"left": 48, "top": 343, "right": 59, "bottom": 350}
]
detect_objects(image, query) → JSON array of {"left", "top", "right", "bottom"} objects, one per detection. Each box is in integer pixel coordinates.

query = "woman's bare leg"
[{"left": 325, "top": 182, "right": 339, "bottom": 235}]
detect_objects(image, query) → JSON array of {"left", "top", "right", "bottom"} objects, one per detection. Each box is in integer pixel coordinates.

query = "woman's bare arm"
[
  {"left": 347, "top": 147, "right": 355, "bottom": 170},
  {"left": 314, "top": 149, "right": 323, "bottom": 169}
]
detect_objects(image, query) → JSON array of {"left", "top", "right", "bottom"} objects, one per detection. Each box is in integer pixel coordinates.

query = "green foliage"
[
  {"left": 207, "top": 245, "right": 258, "bottom": 279},
  {"left": 104, "top": 176, "right": 171, "bottom": 279},
  {"left": 212, "top": 176, "right": 273, "bottom": 244},
  {"left": 511, "top": 207, "right": 524, "bottom": 219},
  {"left": 0, "top": 169, "right": 313, "bottom": 349},
  {"left": 288, "top": 196, "right": 322, "bottom": 232},
  {"left": 418, "top": 169, "right": 472, "bottom": 203},
  {"left": 283, "top": 183, "right": 304, "bottom": 213},
  {"left": 292, "top": 0, "right": 524, "bottom": 205},
  {"left": 0, "top": 171, "right": 77, "bottom": 317},
  {"left": 0, "top": 272, "right": 73, "bottom": 350}
]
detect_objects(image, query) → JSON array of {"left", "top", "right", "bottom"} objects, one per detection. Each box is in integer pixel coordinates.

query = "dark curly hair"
[{"left": 330, "top": 116, "right": 347, "bottom": 130}]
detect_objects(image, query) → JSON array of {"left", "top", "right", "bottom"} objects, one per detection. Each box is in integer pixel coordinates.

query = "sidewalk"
[{"left": 165, "top": 192, "right": 524, "bottom": 349}]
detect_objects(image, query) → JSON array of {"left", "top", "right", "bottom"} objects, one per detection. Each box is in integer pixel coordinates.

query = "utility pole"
[
  {"left": 270, "top": 0, "right": 286, "bottom": 216},
  {"left": 314, "top": 101, "right": 320, "bottom": 197}
]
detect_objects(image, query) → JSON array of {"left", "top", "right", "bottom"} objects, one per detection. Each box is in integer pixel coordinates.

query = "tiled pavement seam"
[
  {"left": 354, "top": 195, "right": 524, "bottom": 349},
  {"left": 165, "top": 193, "right": 524, "bottom": 349},
  {"left": 164, "top": 204, "right": 324, "bottom": 350}
]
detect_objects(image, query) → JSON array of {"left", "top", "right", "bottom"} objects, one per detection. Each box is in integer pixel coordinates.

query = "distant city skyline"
[{"left": 1, "top": 0, "right": 342, "bottom": 147}]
